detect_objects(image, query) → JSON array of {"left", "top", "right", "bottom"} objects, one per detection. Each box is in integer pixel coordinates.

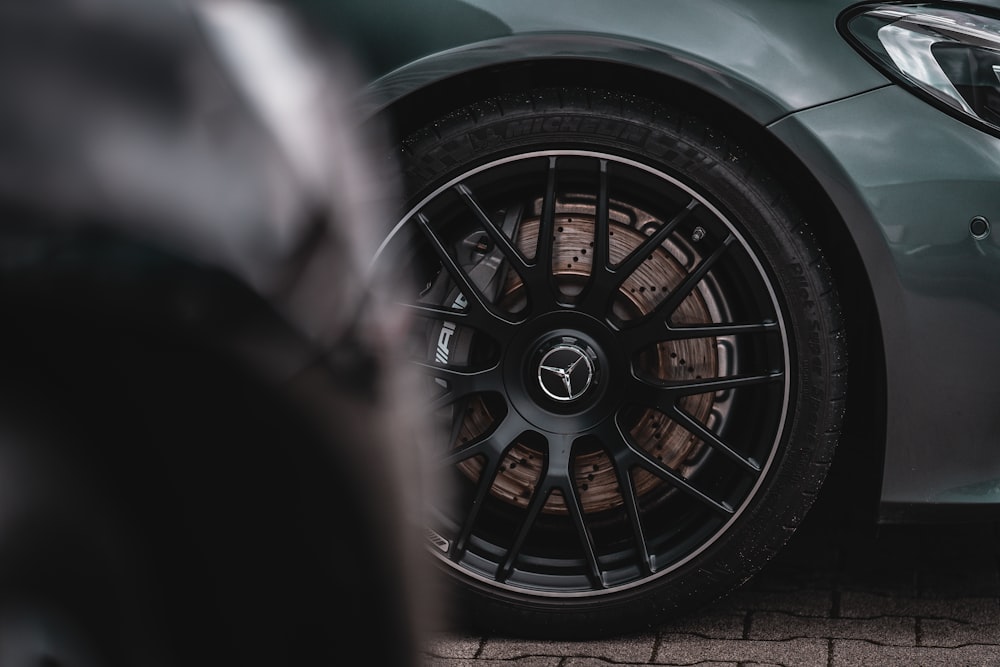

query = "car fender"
[{"left": 343, "top": 0, "right": 888, "bottom": 123}]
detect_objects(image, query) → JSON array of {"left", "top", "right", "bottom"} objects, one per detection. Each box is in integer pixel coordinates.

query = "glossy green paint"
[
  {"left": 456, "top": 0, "right": 885, "bottom": 114},
  {"left": 771, "top": 86, "right": 1000, "bottom": 514},
  {"left": 310, "top": 0, "right": 888, "bottom": 123},
  {"left": 309, "top": 0, "right": 1000, "bottom": 517}
]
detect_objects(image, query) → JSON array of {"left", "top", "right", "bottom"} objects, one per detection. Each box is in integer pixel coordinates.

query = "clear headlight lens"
[{"left": 843, "top": 4, "right": 1000, "bottom": 132}]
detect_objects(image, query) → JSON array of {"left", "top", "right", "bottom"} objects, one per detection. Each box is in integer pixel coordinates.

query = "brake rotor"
[{"left": 452, "top": 199, "right": 719, "bottom": 514}]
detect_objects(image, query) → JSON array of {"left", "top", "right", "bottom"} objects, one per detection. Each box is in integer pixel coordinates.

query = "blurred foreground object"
[{"left": 0, "top": 1, "right": 434, "bottom": 665}]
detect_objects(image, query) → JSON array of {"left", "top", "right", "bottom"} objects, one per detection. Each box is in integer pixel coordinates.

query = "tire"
[{"left": 377, "top": 88, "right": 846, "bottom": 638}]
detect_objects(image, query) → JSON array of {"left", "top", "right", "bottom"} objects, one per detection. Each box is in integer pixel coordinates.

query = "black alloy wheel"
[{"left": 376, "top": 89, "right": 846, "bottom": 638}]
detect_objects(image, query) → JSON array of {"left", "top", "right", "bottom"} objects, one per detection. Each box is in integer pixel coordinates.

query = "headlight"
[{"left": 842, "top": 3, "right": 1000, "bottom": 134}]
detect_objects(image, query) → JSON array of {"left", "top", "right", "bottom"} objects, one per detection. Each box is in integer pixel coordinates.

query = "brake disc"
[{"left": 429, "top": 196, "right": 722, "bottom": 514}]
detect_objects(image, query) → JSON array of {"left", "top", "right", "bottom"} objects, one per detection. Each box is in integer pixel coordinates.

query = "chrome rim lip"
[{"left": 375, "top": 149, "right": 792, "bottom": 599}]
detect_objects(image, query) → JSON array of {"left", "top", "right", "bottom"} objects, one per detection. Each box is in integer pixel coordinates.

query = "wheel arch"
[{"left": 372, "top": 54, "right": 888, "bottom": 509}]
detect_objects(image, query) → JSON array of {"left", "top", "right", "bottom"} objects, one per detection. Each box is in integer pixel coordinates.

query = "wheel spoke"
[
  {"left": 613, "top": 199, "right": 699, "bottom": 286},
  {"left": 645, "top": 370, "right": 784, "bottom": 397},
  {"left": 398, "top": 301, "right": 512, "bottom": 339},
  {"left": 577, "top": 159, "right": 612, "bottom": 309},
  {"left": 535, "top": 156, "right": 558, "bottom": 279},
  {"left": 517, "top": 156, "right": 561, "bottom": 310},
  {"left": 625, "top": 370, "right": 763, "bottom": 475},
  {"left": 411, "top": 360, "right": 500, "bottom": 410},
  {"left": 610, "top": 461, "right": 653, "bottom": 576},
  {"left": 646, "top": 233, "right": 736, "bottom": 325},
  {"left": 621, "top": 318, "right": 779, "bottom": 352},
  {"left": 450, "top": 448, "right": 506, "bottom": 560},
  {"left": 398, "top": 300, "right": 469, "bottom": 324},
  {"left": 543, "top": 434, "right": 603, "bottom": 588},
  {"left": 666, "top": 405, "right": 762, "bottom": 474},
  {"left": 597, "top": 419, "right": 734, "bottom": 516},
  {"left": 497, "top": 434, "right": 605, "bottom": 586},
  {"left": 625, "top": 370, "right": 766, "bottom": 473},
  {"left": 666, "top": 320, "right": 778, "bottom": 338},
  {"left": 415, "top": 213, "right": 520, "bottom": 326},
  {"left": 454, "top": 184, "right": 531, "bottom": 272},
  {"left": 594, "top": 159, "right": 611, "bottom": 273},
  {"left": 562, "top": 473, "right": 605, "bottom": 589},
  {"left": 437, "top": 409, "right": 525, "bottom": 468},
  {"left": 497, "top": 473, "right": 552, "bottom": 583},
  {"left": 579, "top": 197, "right": 698, "bottom": 317}
]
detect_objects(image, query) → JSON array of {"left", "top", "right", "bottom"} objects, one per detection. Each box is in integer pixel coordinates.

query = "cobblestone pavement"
[{"left": 418, "top": 446, "right": 1000, "bottom": 666}]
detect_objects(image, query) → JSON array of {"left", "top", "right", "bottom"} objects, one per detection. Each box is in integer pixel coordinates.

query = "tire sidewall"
[{"left": 394, "top": 90, "right": 843, "bottom": 637}]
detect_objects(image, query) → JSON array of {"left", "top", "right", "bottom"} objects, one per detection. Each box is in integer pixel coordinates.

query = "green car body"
[
  {"left": 318, "top": 0, "right": 1000, "bottom": 516},
  {"left": 286, "top": 0, "right": 1000, "bottom": 637}
]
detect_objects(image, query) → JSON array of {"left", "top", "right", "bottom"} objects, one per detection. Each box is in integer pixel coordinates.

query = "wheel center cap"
[{"left": 537, "top": 342, "right": 596, "bottom": 402}]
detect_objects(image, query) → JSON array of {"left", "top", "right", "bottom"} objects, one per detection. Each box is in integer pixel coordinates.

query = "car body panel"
[
  {"left": 316, "top": 0, "right": 889, "bottom": 123},
  {"left": 313, "top": 0, "right": 1000, "bottom": 520},
  {"left": 772, "top": 86, "right": 1000, "bottom": 518}
]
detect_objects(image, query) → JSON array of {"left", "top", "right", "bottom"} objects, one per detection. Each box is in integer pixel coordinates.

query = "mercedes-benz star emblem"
[{"left": 538, "top": 344, "right": 595, "bottom": 402}]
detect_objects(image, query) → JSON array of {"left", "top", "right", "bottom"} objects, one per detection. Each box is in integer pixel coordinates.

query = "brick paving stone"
[
  {"left": 840, "top": 592, "right": 1000, "bottom": 624},
  {"left": 720, "top": 589, "right": 834, "bottom": 617},
  {"left": 421, "top": 658, "right": 563, "bottom": 667},
  {"left": 423, "top": 633, "right": 484, "bottom": 659},
  {"left": 562, "top": 660, "right": 674, "bottom": 667},
  {"left": 920, "top": 618, "right": 1000, "bottom": 648},
  {"left": 653, "top": 636, "right": 827, "bottom": 666},
  {"left": 478, "top": 635, "right": 657, "bottom": 662},
  {"left": 566, "top": 660, "right": 734, "bottom": 667},
  {"left": 659, "top": 611, "right": 747, "bottom": 639},
  {"left": 831, "top": 639, "right": 1000, "bottom": 666},
  {"left": 749, "top": 611, "right": 915, "bottom": 645},
  {"left": 411, "top": 509, "right": 1000, "bottom": 665}
]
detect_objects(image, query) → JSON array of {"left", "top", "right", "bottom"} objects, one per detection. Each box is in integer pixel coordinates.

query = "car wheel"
[{"left": 377, "top": 88, "right": 846, "bottom": 638}]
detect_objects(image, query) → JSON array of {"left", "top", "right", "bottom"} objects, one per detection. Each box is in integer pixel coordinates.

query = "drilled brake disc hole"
[{"left": 443, "top": 194, "right": 732, "bottom": 515}]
